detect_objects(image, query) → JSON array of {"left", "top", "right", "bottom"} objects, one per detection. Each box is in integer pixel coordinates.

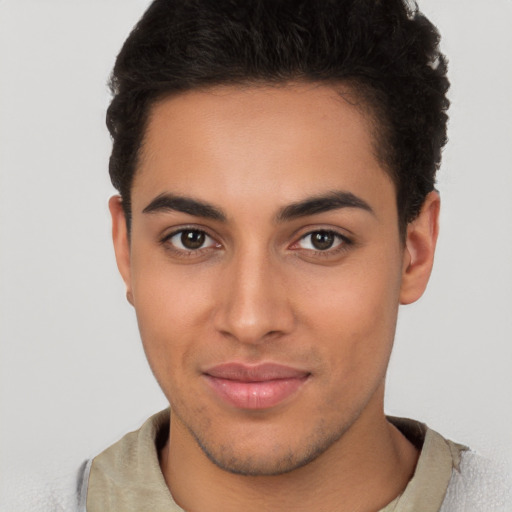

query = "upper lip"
[{"left": 204, "top": 363, "right": 310, "bottom": 382}]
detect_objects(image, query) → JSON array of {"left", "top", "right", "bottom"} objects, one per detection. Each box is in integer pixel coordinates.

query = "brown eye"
[
  {"left": 181, "top": 230, "right": 206, "bottom": 249},
  {"left": 296, "top": 230, "right": 346, "bottom": 252},
  {"left": 166, "top": 229, "right": 217, "bottom": 251},
  {"left": 311, "top": 232, "right": 335, "bottom": 250}
]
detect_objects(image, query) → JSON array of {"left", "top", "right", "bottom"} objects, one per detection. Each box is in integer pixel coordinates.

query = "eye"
[
  {"left": 164, "top": 229, "right": 218, "bottom": 252},
  {"left": 296, "top": 230, "right": 347, "bottom": 251}
]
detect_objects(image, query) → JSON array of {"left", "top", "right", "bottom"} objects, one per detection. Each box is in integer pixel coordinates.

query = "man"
[{"left": 4, "top": 0, "right": 510, "bottom": 511}]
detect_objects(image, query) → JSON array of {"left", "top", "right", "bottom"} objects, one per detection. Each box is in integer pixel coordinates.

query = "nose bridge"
[{"left": 214, "top": 242, "right": 293, "bottom": 343}]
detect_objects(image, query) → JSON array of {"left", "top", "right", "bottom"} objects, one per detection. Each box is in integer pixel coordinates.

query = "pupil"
[
  {"left": 181, "top": 230, "right": 205, "bottom": 249},
  {"left": 312, "top": 232, "right": 334, "bottom": 250}
]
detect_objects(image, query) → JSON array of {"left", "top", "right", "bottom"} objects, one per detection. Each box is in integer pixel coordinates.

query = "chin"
[{"left": 189, "top": 419, "right": 346, "bottom": 477}]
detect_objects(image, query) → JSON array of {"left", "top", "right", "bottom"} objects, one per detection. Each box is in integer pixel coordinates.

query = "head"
[{"left": 107, "top": 0, "right": 447, "bottom": 477}]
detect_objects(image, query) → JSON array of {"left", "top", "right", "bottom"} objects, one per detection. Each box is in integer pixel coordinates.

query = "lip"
[{"left": 203, "top": 363, "right": 310, "bottom": 410}]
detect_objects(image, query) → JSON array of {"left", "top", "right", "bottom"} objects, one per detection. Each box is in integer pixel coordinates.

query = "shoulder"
[
  {"left": 387, "top": 417, "right": 512, "bottom": 512},
  {"left": 441, "top": 451, "right": 512, "bottom": 512},
  {"left": 0, "top": 460, "right": 91, "bottom": 512}
]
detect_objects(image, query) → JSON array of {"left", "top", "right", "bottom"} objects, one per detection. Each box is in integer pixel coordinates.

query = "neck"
[{"left": 160, "top": 390, "right": 419, "bottom": 512}]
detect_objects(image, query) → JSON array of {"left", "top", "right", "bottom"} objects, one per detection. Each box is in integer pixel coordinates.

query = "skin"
[{"left": 110, "top": 83, "right": 440, "bottom": 511}]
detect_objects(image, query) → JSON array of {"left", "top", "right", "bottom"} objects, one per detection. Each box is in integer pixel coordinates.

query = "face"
[{"left": 111, "top": 83, "right": 438, "bottom": 476}]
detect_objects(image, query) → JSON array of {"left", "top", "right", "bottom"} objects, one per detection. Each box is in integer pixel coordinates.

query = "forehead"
[{"left": 133, "top": 83, "right": 394, "bottom": 216}]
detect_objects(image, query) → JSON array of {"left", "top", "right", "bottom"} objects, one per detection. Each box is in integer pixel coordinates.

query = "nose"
[{"left": 213, "top": 246, "right": 296, "bottom": 345}]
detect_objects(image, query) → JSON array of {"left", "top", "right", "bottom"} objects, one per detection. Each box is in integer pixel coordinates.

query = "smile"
[{"left": 203, "top": 363, "right": 310, "bottom": 410}]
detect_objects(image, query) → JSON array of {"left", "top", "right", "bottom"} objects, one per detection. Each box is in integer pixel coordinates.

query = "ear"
[
  {"left": 399, "top": 191, "right": 440, "bottom": 305},
  {"left": 108, "top": 195, "right": 134, "bottom": 306}
]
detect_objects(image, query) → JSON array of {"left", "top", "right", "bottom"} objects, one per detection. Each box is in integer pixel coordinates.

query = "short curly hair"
[{"left": 107, "top": 0, "right": 449, "bottom": 236}]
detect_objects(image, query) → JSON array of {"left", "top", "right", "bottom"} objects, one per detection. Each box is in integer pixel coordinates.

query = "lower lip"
[{"left": 204, "top": 375, "right": 309, "bottom": 410}]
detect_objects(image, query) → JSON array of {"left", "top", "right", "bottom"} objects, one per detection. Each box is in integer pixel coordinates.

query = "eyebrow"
[
  {"left": 142, "top": 193, "right": 226, "bottom": 221},
  {"left": 142, "top": 190, "right": 374, "bottom": 222},
  {"left": 275, "top": 191, "right": 374, "bottom": 222}
]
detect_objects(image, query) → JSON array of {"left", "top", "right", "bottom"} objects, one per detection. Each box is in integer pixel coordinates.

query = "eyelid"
[
  {"left": 160, "top": 225, "right": 222, "bottom": 254},
  {"left": 288, "top": 228, "right": 353, "bottom": 257},
  {"left": 302, "top": 231, "right": 343, "bottom": 248},
  {"left": 291, "top": 225, "right": 352, "bottom": 244}
]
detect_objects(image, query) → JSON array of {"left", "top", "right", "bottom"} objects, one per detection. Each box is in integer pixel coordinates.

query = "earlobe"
[
  {"left": 399, "top": 191, "right": 440, "bottom": 305},
  {"left": 108, "top": 195, "right": 133, "bottom": 305}
]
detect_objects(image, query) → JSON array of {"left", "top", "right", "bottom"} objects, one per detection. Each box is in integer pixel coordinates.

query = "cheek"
[
  {"left": 129, "top": 250, "right": 217, "bottom": 382},
  {"left": 294, "top": 253, "right": 402, "bottom": 381}
]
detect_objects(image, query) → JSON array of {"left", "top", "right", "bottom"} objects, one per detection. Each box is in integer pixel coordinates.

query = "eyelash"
[
  {"left": 290, "top": 230, "right": 352, "bottom": 258},
  {"left": 160, "top": 227, "right": 219, "bottom": 258},
  {"left": 160, "top": 227, "right": 352, "bottom": 259}
]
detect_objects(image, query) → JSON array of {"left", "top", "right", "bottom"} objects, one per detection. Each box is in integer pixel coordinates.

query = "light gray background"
[{"left": 1, "top": 0, "right": 511, "bottom": 478}]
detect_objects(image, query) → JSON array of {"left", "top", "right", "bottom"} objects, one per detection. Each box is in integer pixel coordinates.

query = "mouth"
[{"left": 203, "top": 362, "right": 310, "bottom": 410}]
